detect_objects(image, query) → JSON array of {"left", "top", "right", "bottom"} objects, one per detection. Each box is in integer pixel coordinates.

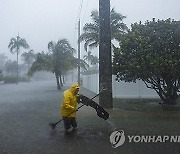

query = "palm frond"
[{"left": 79, "top": 8, "right": 127, "bottom": 51}]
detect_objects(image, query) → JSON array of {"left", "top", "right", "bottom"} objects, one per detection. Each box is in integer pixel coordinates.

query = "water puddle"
[{"left": 106, "top": 116, "right": 118, "bottom": 132}]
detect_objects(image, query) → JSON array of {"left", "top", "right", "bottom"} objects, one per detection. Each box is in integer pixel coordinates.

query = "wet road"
[
  {"left": 0, "top": 80, "right": 180, "bottom": 154},
  {"left": 0, "top": 81, "right": 115, "bottom": 154}
]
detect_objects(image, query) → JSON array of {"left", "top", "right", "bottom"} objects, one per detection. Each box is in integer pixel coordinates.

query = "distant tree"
[
  {"left": 0, "top": 69, "right": 3, "bottom": 81},
  {"left": 48, "top": 39, "right": 88, "bottom": 89},
  {"left": 113, "top": 18, "right": 180, "bottom": 105},
  {"left": 28, "top": 39, "right": 87, "bottom": 90},
  {"left": 8, "top": 35, "right": 29, "bottom": 84},
  {"left": 79, "top": 8, "right": 128, "bottom": 51},
  {"left": 0, "top": 53, "right": 7, "bottom": 70},
  {"left": 21, "top": 49, "right": 36, "bottom": 70},
  {"left": 4, "top": 60, "right": 17, "bottom": 75}
]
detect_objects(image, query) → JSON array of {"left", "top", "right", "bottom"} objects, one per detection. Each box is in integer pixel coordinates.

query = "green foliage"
[
  {"left": 3, "top": 76, "right": 30, "bottom": 84},
  {"left": 113, "top": 18, "right": 180, "bottom": 104},
  {"left": 28, "top": 39, "right": 87, "bottom": 77},
  {"left": 28, "top": 51, "right": 52, "bottom": 76},
  {"left": 21, "top": 50, "right": 36, "bottom": 69},
  {"left": 79, "top": 8, "right": 128, "bottom": 51},
  {"left": 4, "top": 60, "right": 17, "bottom": 75},
  {"left": 0, "top": 53, "right": 7, "bottom": 69},
  {"left": 28, "top": 38, "right": 87, "bottom": 89},
  {"left": 8, "top": 35, "right": 29, "bottom": 54},
  {"left": 0, "top": 70, "right": 3, "bottom": 81},
  {"left": 83, "top": 51, "right": 99, "bottom": 66}
]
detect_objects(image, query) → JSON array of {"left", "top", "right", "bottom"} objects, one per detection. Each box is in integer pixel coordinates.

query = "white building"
[{"left": 81, "top": 65, "right": 159, "bottom": 99}]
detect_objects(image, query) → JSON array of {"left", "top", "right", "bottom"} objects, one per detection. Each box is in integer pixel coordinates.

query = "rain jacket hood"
[{"left": 69, "top": 83, "right": 80, "bottom": 94}]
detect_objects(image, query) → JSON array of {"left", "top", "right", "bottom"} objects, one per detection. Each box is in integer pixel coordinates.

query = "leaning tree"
[
  {"left": 21, "top": 49, "right": 36, "bottom": 71},
  {"left": 28, "top": 39, "right": 87, "bottom": 90},
  {"left": 113, "top": 18, "right": 180, "bottom": 105},
  {"left": 47, "top": 39, "right": 76, "bottom": 89}
]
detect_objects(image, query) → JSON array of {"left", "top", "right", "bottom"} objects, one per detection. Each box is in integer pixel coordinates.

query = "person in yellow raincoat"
[{"left": 60, "top": 83, "right": 80, "bottom": 132}]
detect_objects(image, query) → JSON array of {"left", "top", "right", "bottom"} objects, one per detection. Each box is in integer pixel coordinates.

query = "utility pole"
[
  {"left": 78, "top": 19, "right": 81, "bottom": 85},
  {"left": 99, "top": 0, "right": 113, "bottom": 108},
  {"left": 16, "top": 33, "right": 20, "bottom": 85}
]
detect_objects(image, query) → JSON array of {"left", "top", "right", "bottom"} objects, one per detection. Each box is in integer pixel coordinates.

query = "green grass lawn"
[
  {"left": 110, "top": 98, "right": 180, "bottom": 135},
  {"left": 113, "top": 98, "right": 180, "bottom": 111}
]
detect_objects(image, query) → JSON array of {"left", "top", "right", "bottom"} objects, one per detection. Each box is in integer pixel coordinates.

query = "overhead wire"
[
  {"left": 81, "top": 0, "right": 89, "bottom": 27},
  {"left": 72, "top": 0, "right": 84, "bottom": 49}
]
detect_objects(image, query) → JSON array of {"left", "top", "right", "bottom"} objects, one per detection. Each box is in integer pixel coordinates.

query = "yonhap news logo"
[
  {"left": 110, "top": 130, "right": 180, "bottom": 148},
  {"left": 110, "top": 130, "right": 125, "bottom": 148}
]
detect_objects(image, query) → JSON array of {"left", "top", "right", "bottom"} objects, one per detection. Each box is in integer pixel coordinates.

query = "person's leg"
[
  {"left": 63, "top": 117, "right": 72, "bottom": 132},
  {"left": 71, "top": 117, "right": 77, "bottom": 129}
]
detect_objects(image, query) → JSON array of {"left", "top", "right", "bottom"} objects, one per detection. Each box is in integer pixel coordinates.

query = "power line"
[
  {"left": 77, "top": 0, "right": 84, "bottom": 20},
  {"left": 82, "top": 0, "right": 89, "bottom": 26},
  {"left": 72, "top": 0, "right": 84, "bottom": 49}
]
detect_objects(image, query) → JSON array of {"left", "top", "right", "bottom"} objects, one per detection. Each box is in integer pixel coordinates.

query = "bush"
[
  {"left": 3, "top": 76, "right": 30, "bottom": 84},
  {"left": 3, "top": 76, "right": 17, "bottom": 83},
  {"left": 0, "top": 70, "right": 3, "bottom": 81}
]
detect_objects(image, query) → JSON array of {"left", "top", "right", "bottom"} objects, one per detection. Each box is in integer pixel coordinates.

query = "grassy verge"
[
  {"left": 3, "top": 76, "right": 30, "bottom": 84},
  {"left": 113, "top": 98, "right": 180, "bottom": 111}
]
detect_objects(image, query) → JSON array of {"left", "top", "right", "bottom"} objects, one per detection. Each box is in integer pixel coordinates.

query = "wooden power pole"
[
  {"left": 78, "top": 19, "right": 81, "bottom": 85},
  {"left": 99, "top": 0, "right": 113, "bottom": 108}
]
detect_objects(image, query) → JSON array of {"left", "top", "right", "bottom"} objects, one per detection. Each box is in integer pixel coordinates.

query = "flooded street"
[
  {"left": 0, "top": 81, "right": 114, "bottom": 154},
  {"left": 0, "top": 81, "right": 180, "bottom": 154}
]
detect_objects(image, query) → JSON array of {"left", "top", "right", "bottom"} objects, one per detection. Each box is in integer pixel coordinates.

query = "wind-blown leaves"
[
  {"left": 28, "top": 51, "right": 52, "bottom": 76},
  {"left": 28, "top": 38, "right": 87, "bottom": 89},
  {"left": 8, "top": 36, "right": 29, "bottom": 54},
  {"left": 79, "top": 8, "right": 128, "bottom": 51}
]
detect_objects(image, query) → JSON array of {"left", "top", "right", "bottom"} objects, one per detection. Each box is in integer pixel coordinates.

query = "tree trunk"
[
  {"left": 163, "top": 92, "right": 178, "bottom": 105},
  {"left": 157, "top": 86, "right": 178, "bottom": 105},
  {"left": 60, "top": 75, "right": 63, "bottom": 87},
  {"left": 62, "top": 75, "right": 65, "bottom": 84},
  {"left": 99, "top": 0, "right": 113, "bottom": 108},
  {"left": 55, "top": 73, "right": 61, "bottom": 90}
]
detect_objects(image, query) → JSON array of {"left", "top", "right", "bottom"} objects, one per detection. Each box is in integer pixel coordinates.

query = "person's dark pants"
[{"left": 62, "top": 117, "right": 77, "bottom": 130}]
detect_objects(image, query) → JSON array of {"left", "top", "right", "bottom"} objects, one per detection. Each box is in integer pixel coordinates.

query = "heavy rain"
[{"left": 0, "top": 0, "right": 180, "bottom": 154}]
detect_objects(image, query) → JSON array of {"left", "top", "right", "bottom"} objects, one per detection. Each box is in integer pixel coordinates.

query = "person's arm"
[{"left": 63, "top": 93, "right": 75, "bottom": 110}]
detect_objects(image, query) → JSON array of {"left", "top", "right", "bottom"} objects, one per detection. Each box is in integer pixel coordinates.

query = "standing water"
[{"left": 106, "top": 116, "right": 118, "bottom": 132}]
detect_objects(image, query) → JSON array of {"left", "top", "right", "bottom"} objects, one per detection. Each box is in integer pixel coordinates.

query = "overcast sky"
[{"left": 0, "top": 0, "right": 180, "bottom": 62}]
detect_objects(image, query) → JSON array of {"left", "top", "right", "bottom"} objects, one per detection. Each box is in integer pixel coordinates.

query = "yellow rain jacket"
[{"left": 60, "top": 83, "right": 80, "bottom": 117}]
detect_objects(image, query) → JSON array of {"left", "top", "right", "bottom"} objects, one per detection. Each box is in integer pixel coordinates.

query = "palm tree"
[
  {"left": 83, "top": 51, "right": 99, "bottom": 66},
  {"left": 28, "top": 39, "right": 87, "bottom": 90},
  {"left": 21, "top": 49, "right": 36, "bottom": 71},
  {"left": 79, "top": 8, "right": 128, "bottom": 51},
  {"left": 90, "top": 55, "right": 99, "bottom": 65},
  {"left": 8, "top": 35, "right": 29, "bottom": 84},
  {"left": 4, "top": 60, "right": 17, "bottom": 75},
  {"left": 48, "top": 39, "right": 76, "bottom": 89},
  {"left": 80, "top": 8, "right": 127, "bottom": 108}
]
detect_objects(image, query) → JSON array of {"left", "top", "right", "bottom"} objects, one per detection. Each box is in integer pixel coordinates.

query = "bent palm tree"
[
  {"left": 48, "top": 39, "right": 76, "bottom": 89},
  {"left": 21, "top": 49, "right": 36, "bottom": 71},
  {"left": 79, "top": 8, "right": 128, "bottom": 51},
  {"left": 8, "top": 35, "right": 29, "bottom": 84},
  {"left": 28, "top": 39, "right": 87, "bottom": 90}
]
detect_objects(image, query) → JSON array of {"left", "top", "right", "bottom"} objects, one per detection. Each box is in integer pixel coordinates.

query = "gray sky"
[{"left": 0, "top": 0, "right": 180, "bottom": 62}]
